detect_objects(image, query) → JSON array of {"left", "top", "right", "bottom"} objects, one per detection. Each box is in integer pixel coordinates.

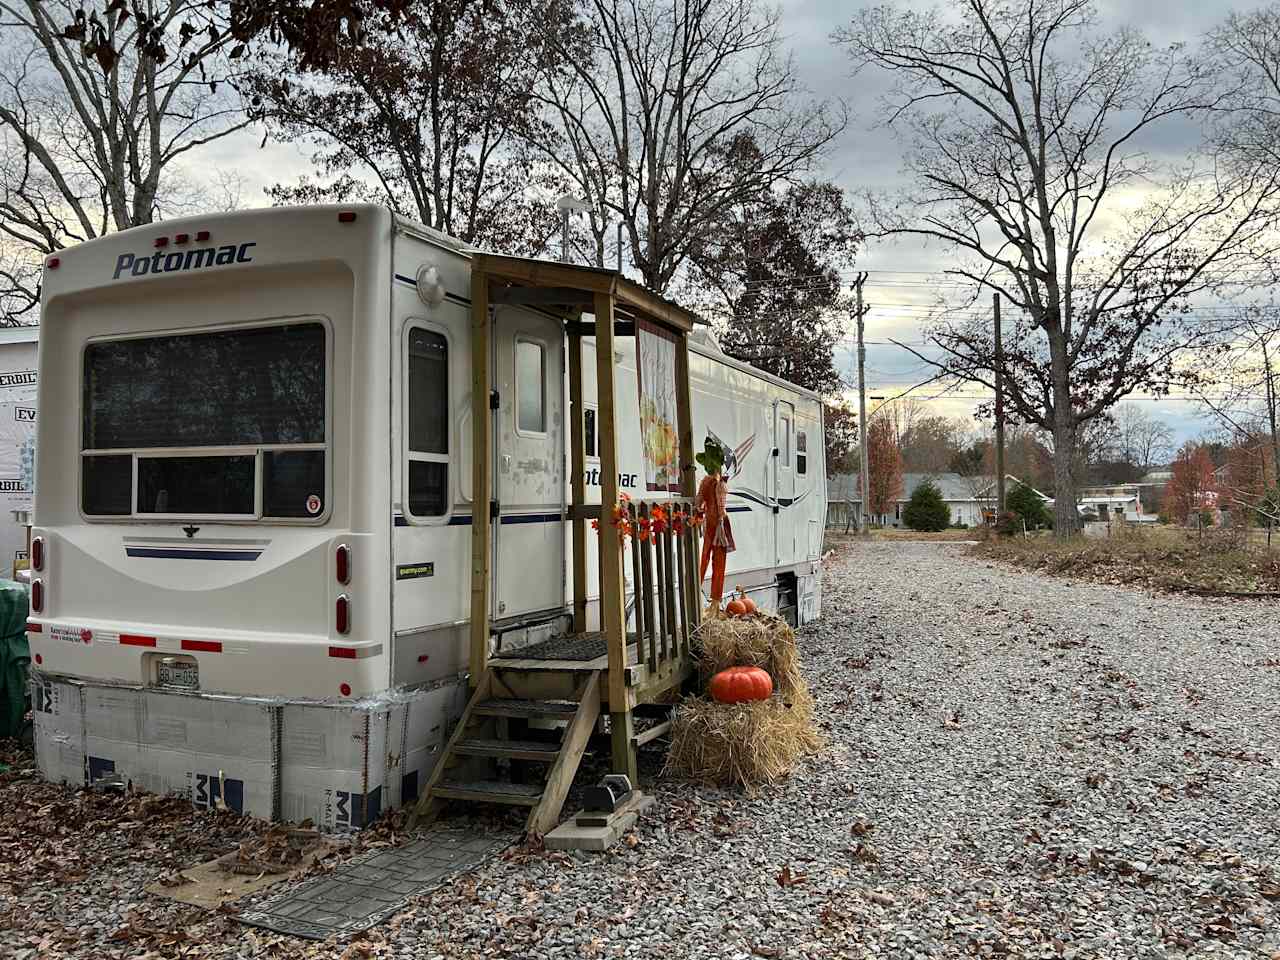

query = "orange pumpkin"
[
  {"left": 725, "top": 597, "right": 749, "bottom": 617},
  {"left": 708, "top": 666, "right": 773, "bottom": 703},
  {"left": 740, "top": 595, "right": 757, "bottom": 615}
]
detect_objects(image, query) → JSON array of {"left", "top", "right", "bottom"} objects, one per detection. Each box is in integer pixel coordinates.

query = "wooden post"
[
  {"left": 568, "top": 332, "right": 588, "bottom": 634},
  {"left": 640, "top": 503, "right": 657, "bottom": 672},
  {"left": 675, "top": 333, "right": 700, "bottom": 633},
  {"left": 468, "top": 265, "right": 492, "bottom": 686},
  {"left": 594, "top": 290, "right": 636, "bottom": 784}
]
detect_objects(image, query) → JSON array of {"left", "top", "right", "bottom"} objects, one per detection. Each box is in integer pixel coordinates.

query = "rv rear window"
[
  {"left": 83, "top": 323, "right": 325, "bottom": 449},
  {"left": 82, "top": 455, "right": 131, "bottom": 516},
  {"left": 80, "top": 321, "right": 328, "bottom": 521},
  {"left": 137, "top": 456, "right": 255, "bottom": 515}
]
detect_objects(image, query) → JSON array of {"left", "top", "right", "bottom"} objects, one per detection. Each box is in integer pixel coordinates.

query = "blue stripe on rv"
[{"left": 125, "top": 547, "right": 263, "bottom": 561}]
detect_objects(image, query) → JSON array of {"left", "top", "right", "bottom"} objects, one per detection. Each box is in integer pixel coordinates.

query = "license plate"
[{"left": 157, "top": 657, "right": 199, "bottom": 690}]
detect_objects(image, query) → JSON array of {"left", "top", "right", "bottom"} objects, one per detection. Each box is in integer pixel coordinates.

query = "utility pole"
[
  {"left": 855, "top": 273, "right": 870, "bottom": 534},
  {"left": 994, "top": 293, "right": 1006, "bottom": 516}
]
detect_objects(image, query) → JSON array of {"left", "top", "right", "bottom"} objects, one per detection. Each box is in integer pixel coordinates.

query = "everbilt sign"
[{"left": 112, "top": 242, "right": 256, "bottom": 280}]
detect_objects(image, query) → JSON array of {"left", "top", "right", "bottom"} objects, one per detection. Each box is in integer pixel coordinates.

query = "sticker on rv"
[
  {"left": 51, "top": 625, "right": 92, "bottom": 645},
  {"left": 306, "top": 494, "right": 322, "bottom": 515},
  {"left": 396, "top": 562, "right": 435, "bottom": 580}
]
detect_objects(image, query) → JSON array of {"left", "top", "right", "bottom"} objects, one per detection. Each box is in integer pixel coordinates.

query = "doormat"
[{"left": 238, "top": 825, "right": 516, "bottom": 940}]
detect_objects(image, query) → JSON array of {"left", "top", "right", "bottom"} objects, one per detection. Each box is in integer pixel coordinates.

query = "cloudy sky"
[{"left": 200, "top": 0, "right": 1267, "bottom": 450}]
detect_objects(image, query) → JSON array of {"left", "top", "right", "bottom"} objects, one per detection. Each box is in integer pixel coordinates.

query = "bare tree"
[
  {"left": 532, "top": 0, "right": 842, "bottom": 291},
  {"left": 0, "top": 0, "right": 254, "bottom": 322},
  {"left": 1112, "top": 402, "right": 1175, "bottom": 475},
  {"left": 1210, "top": 3, "right": 1280, "bottom": 184},
  {"left": 1194, "top": 302, "right": 1280, "bottom": 484},
  {"left": 251, "top": 1, "right": 570, "bottom": 255},
  {"left": 835, "top": 0, "right": 1280, "bottom": 536}
]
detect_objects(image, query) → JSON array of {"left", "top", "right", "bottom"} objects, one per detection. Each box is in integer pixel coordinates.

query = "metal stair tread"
[
  {"left": 435, "top": 779, "right": 545, "bottom": 806},
  {"left": 473, "top": 698, "right": 581, "bottom": 719},
  {"left": 454, "top": 738, "right": 561, "bottom": 761}
]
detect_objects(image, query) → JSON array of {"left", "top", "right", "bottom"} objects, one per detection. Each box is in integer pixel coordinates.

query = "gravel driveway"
[{"left": 5, "top": 540, "right": 1279, "bottom": 958}]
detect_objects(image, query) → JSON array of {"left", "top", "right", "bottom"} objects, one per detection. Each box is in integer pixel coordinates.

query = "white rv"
[{"left": 28, "top": 205, "right": 824, "bottom": 826}]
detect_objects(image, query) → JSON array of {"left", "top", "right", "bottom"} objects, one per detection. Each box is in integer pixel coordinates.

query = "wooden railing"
[{"left": 620, "top": 497, "right": 702, "bottom": 682}]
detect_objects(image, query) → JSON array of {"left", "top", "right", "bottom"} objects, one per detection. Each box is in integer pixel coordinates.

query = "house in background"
[
  {"left": 1076, "top": 484, "right": 1151, "bottom": 523},
  {"left": 826, "top": 472, "right": 1048, "bottom": 529}
]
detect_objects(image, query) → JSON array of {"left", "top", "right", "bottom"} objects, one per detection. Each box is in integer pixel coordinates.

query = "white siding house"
[{"left": 827, "top": 472, "right": 1047, "bottom": 529}]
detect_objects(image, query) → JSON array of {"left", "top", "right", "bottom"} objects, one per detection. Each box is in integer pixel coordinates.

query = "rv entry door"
[
  {"left": 491, "top": 310, "right": 566, "bottom": 620},
  {"left": 774, "top": 400, "right": 795, "bottom": 565}
]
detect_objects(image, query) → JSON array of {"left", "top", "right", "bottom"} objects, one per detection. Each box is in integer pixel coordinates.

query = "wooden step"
[
  {"left": 434, "top": 779, "right": 544, "bottom": 807},
  {"left": 473, "top": 698, "right": 580, "bottom": 720},
  {"left": 454, "top": 738, "right": 561, "bottom": 762}
]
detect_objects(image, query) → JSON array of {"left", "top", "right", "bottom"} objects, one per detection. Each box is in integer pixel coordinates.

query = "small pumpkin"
[
  {"left": 708, "top": 665, "right": 773, "bottom": 704},
  {"left": 726, "top": 587, "right": 756, "bottom": 617}
]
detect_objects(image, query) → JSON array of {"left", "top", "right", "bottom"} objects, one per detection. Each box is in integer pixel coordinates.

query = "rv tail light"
[
  {"left": 30, "top": 536, "right": 43, "bottom": 572},
  {"left": 196, "top": 230, "right": 210, "bottom": 241},
  {"left": 34, "top": 653, "right": 42, "bottom": 665},
  {"left": 339, "top": 682, "right": 352, "bottom": 697},
  {"left": 174, "top": 233, "right": 190, "bottom": 245},
  {"left": 328, "top": 646, "right": 357, "bottom": 659},
  {"left": 31, "top": 579, "right": 43, "bottom": 613},
  {"left": 335, "top": 595, "right": 351, "bottom": 635},
  {"left": 338, "top": 211, "right": 357, "bottom": 223},
  {"left": 46, "top": 257, "right": 60, "bottom": 269},
  {"left": 26, "top": 621, "right": 41, "bottom": 633},
  {"left": 335, "top": 543, "right": 350, "bottom": 584},
  {"left": 154, "top": 236, "right": 169, "bottom": 248}
]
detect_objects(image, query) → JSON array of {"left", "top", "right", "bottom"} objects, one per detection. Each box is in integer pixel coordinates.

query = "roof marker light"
[
  {"left": 46, "top": 257, "right": 60, "bottom": 269},
  {"left": 174, "top": 233, "right": 190, "bottom": 245},
  {"left": 338, "top": 211, "right": 357, "bottom": 223},
  {"left": 196, "top": 230, "right": 210, "bottom": 241},
  {"left": 154, "top": 236, "right": 169, "bottom": 248}
]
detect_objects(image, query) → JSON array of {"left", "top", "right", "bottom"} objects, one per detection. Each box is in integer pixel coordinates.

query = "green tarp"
[{"left": 0, "top": 579, "right": 29, "bottom": 738}]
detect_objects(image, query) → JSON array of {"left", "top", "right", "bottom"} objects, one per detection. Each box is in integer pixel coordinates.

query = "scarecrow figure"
[{"left": 695, "top": 438, "right": 736, "bottom": 611}]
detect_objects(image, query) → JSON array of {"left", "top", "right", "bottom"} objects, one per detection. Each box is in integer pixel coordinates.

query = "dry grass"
[
  {"left": 664, "top": 697, "right": 820, "bottom": 788},
  {"left": 666, "top": 613, "right": 822, "bottom": 788},
  {"left": 975, "top": 525, "right": 1280, "bottom": 596},
  {"left": 696, "top": 613, "right": 807, "bottom": 701}
]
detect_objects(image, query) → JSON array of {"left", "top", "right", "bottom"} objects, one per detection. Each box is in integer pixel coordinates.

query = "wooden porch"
[{"left": 412, "top": 255, "right": 704, "bottom": 836}]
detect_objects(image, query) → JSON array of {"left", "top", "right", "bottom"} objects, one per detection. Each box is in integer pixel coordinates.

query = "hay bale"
[
  {"left": 696, "top": 613, "right": 806, "bottom": 701},
  {"left": 664, "top": 696, "right": 821, "bottom": 788}
]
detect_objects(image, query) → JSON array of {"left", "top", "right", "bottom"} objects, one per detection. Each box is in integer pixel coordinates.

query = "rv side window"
[
  {"left": 516, "top": 339, "right": 546, "bottom": 434},
  {"left": 81, "top": 321, "right": 327, "bottom": 520},
  {"left": 584, "top": 406, "right": 598, "bottom": 459},
  {"left": 797, "top": 430, "right": 807, "bottom": 476},
  {"left": 407, "top": 327, "right": 449, "bottom": 517},
  {"left": 780, "top": 414, "right": 792, "bottom": 467}
]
